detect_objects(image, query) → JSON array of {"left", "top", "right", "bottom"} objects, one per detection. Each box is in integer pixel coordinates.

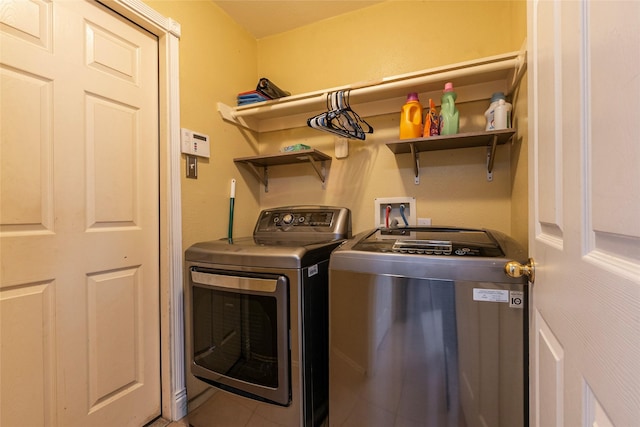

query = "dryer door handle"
[{"left": 191, "top": 270, "right": 279, "bottom": 293}]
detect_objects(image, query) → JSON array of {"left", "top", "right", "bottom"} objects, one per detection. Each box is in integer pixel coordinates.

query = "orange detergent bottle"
[{"left": 399, "top": 92, "right": 423, "bottom": 139}]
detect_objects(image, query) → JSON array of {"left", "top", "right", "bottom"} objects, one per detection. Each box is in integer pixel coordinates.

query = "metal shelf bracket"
[
  {"left": 306, "top": 156, "right": 327, "bottom": 189},
  {"left": 234, "top": 149, "right": 331, "bottom": 192},
  {"left": 410, "top": 143, "right": 420, "bottom": 184},
  {"left": 244, "top": 163, "right": 269, "bottom": 192},
  {"left": 486, "top": 135, "right": 498, "bottom": 181}
]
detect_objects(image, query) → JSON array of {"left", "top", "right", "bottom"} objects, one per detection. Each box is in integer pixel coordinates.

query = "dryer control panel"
[
  {"left": 272, "top": 211, "right": 334, "bottom": 227},
  {"left": 253, "top": 206, "right": 352, "bottom": 241}
]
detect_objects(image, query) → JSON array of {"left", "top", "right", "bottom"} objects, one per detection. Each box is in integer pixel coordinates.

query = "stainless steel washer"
[
  {"left": 185, "top": 206, "right": 351, "bottom": 427},
  {"left": 328, "top": 227, "right": 529, "bottom": 427}
]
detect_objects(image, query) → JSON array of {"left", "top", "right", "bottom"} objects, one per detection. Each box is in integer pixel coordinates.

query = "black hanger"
[{"left": 307, "top": 90, "right": 373, "bottom": 140}]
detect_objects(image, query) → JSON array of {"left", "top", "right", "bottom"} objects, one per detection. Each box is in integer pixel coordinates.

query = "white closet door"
[
  {"left": 528, "top": 1, "right": 640, "bottom": 426},
  {"left": 1, "top": 0, "right": 161, "bottom": 425}
]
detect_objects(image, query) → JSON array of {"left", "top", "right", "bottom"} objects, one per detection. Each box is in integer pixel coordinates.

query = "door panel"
[
  {"left": 534, "top": 311, "right": 563, "bottom": 427},
  {"left": 87, "top": 267, "right": 143, "bottom": 411},
  {"left": 0, "top": 282, "right": 56, "bottom": 426},
  {"left": 532, "top": 0, "right": 563, "bottom": 243},
  {"left": 0, "top": 62, "right": 54, "bottom": 234},
  {"left": 528, "top": 1, "right": 640, "bottom": 426},
  {"left": 1, "top": 0, "right": 160, "bottom": 425},
  {"left": 588, "top": 2, "right": 640, "bottom": 242},
  {"left": 86, "top": 94, "right": 138, "bottom": 226}
]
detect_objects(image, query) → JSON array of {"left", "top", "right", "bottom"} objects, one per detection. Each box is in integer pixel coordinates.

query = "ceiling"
[{"left": 212, "top": 0, "right": 385, "bottom": 39}]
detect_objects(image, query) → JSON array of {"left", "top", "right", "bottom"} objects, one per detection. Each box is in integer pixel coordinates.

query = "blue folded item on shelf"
[
  {"left": 237, "top": 96, "right": 268, "bottom": 105},
  {"left": 237, "top": 90, "right": 270, "bottom": 106}
]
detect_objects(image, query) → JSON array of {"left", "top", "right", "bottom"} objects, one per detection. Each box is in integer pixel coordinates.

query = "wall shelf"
[
  {"left": 218, "top": 51, "right": 526, "bottom": 133},
  {"left": 234, "top": 149, "right": 331, "bottom": 192},
  {"left": 386, "top": 129, "right": 516, "bottom": 183}
]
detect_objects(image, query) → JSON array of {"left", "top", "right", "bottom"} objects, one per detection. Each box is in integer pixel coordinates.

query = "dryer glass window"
[
  {"left": 193, "top": 286, "right": 279, "bottom": 388},
  {"left": 189, "top": 269, "right": 291, "bottom": 406}
]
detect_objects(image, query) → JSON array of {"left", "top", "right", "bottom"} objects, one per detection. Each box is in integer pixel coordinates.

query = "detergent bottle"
[
  {"left": 494, "top": 98, "right": 512, "bottom": 130},
  {"left": 484, "top": 92, "right": 504, "bottom": 130},
  {"left": 423, "top": 99, "right": 439, "bottom": 137},
  {"left": 484, "top": 92, "right": 512, "bottom": 130},
  {"left": 399, "top": 92, "right": 423, "bottom": 139},
  {"left": 439, "top": 82, "right": 459, "bottom": 135},
  {"left": 440, "top": 82, "right": 460, "bottom": 135}
]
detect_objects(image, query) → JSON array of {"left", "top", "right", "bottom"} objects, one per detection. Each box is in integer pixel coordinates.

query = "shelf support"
[
  {"left": 409, "top": 143, "right": 420, "bottom": 184},
  {"left": 264, "top": 166, "right": 269, "bottom": 192},
  {"left": 235, "top": 151, "right": 331, "bottom": 192},
  {"left": 306, "top": 156, "right": 327, "bottom": 189},
  {"left": 244, "top": 163, "right": 270, "bottom": 192},
  {"left": 486, "top": 135, "right": 498, "bottom": 181},
  {"left": 217, "top": 102, "right": 258, "bottom": 131}
]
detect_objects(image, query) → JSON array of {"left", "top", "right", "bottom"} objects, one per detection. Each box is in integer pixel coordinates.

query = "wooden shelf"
[
  {"left": 218, "top": 51, "right": 527, "bottom": 133},
  {"left": 234, "top": 149, "right": 331, "bottom": 192},
  {"left": 225, "top": 51, "right": 527, "bottom": 189},
  {"left": 385, "top": 129, "right": 516, "bottom": 183},
  {"left": 386, "top": 129, "right": 516, "bottom": 154}
]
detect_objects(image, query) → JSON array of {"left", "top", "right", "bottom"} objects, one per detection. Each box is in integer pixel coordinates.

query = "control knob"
[{"left": 281, "top": 213, "right": 294, "bottom": 225}]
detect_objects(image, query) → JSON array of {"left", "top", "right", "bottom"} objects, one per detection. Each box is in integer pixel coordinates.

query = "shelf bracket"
[
  {"left": 306, "top": 156, "right": 327, "bottom": 189},
  {"left": 245, "top": 163, "right": 270, "bottom": 192},
  {"left": 263, "top": 166, "right": 269, "bottom": 192},
  {"left": 486, "top": 135, "right": 498, "bottom": 181},
  {"left": 217, "top": 102, "right": 258, "bottom": 131},
  {"left": 410, "top": 143, "right": 420, "bottom": 184}
]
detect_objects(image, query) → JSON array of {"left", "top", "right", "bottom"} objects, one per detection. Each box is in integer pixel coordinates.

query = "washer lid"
[{"left": 353, "top": 227, "right": 504, "bottom": 257}]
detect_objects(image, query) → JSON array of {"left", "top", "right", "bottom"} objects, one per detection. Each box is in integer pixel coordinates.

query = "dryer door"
[{"left": 190, "top": 268, "right": 291, "bottom": 406}]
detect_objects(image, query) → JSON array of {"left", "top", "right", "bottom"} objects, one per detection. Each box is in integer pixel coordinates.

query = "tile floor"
[{"left": 162, "top": 388, "right": 298, "bottom": 427}]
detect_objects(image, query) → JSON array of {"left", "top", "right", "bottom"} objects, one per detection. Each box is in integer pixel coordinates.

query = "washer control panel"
[{"left": 352, "top": 227, "right": 505, "bottom": 257}]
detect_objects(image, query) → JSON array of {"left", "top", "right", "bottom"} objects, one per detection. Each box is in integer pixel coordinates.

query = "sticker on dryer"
[
  {"left": 473, "top": 288, "right": 509, "bottom": 303},
  {"left": 308, "top": 264, "right": 318, "bottom": 277},
  {"left": 509, "top": 290, "right": 525, "bottom": 308}
]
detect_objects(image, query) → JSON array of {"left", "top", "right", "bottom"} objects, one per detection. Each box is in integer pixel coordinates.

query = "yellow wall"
[
  {"left": 145, "top": 0, "right": 528, "bottom": 249},
  {"left": 143, "top": 0, "right": 265, "bottom": 399},
  {"left": 510, "top": 69, "right": 528, "bottom": 248},
  {"left": 144, "top": 0, "right": 261, "bottom": 253},
  {"left": 258, "top": 1, "right": 522, "bottom": 93},
  {"left": 254, "top": 1, "right": 528, "bottom": 241}
]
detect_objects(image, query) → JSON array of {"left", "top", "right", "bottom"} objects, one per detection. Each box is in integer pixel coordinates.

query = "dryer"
[{"left": 185, "top": 206, "right": 351, "bottom": 427}]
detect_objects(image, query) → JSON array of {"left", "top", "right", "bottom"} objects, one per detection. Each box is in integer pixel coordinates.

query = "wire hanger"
[{"left": 307, "top": 90, "right": 373, "bottom": 140}]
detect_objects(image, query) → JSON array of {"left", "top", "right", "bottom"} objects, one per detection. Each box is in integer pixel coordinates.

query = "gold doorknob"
[{"left": 504, "top": 258, "right": 535, "bottom": 283}]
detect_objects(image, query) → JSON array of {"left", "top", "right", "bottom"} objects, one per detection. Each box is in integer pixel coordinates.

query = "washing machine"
[
  {"left": 185, "top": 206, "right": 351, "bottom": 427},
  {"left": 328, "top": 226, "right": 529, "bottom": 427}
]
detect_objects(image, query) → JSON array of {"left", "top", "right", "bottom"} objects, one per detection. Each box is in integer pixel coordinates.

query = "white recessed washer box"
[{"left": 374, "top": 197, "right": 416, "bottom": 228}]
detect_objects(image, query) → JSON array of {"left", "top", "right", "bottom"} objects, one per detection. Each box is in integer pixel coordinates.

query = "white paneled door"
[
  {"left": 1, "top": 0, "right": 160, "bottom": 426},
  {"left": 528, "top": 1, "right": 640, "bottom": 426}
]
